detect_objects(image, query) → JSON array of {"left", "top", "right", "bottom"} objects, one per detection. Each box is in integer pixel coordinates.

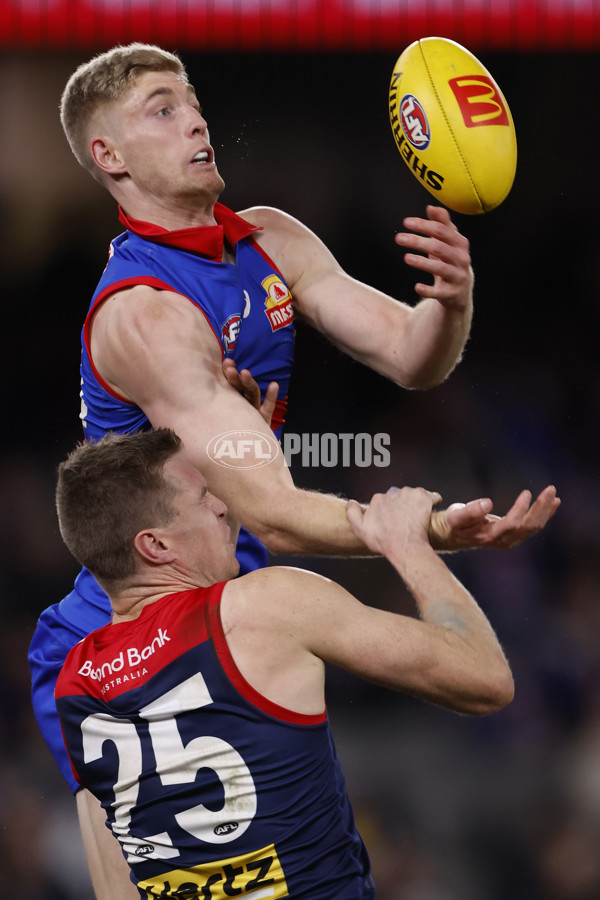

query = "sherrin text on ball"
[{"left": 389, "top": 37, "right": 517, "bottom": 214}]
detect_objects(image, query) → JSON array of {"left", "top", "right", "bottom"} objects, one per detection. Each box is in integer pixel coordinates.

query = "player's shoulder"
[
  {"left": 237, "top": 205, "right": 313, "bottom": 238},
  {"left": 237, "top": 207, "right": 332, "bottom": 285},
  {"left": 95, "top": 282, "right": 199, "bottom": 333},
  {"left": 222, "top": 566, "right": 335, "bottom": 639},
  {"left": 226, "top": 565, "right": 332, "bottom": 610}
]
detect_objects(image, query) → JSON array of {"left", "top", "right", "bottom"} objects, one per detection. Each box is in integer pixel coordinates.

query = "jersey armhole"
[
  {"left": 206, "top": 584, "right": 327, "bottom": 727},
  {"left": 246, "top": 237, "right": 285, "bottom": 279},
  {"left": 83, "top": 277, "right": 225, "bottom": 403}
]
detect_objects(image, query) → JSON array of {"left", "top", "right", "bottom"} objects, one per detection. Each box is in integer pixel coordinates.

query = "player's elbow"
[
  {"left": 464, "top": 662, "right": 515, "bottom": 716},
  {"left": 396, "top": 367, "right": 454, "bottom": 392}
]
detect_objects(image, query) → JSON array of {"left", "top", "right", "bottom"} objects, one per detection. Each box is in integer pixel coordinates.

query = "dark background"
[{"left": 1, "top": 45, "right": 599, "bottom": 899}]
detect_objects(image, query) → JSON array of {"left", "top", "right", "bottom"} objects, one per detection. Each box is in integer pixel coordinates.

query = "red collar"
[{"left": 118, "top": 203, "right": 262, "bottom": 261}]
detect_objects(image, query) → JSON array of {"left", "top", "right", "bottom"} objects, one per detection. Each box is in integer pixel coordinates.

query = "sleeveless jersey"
[
  {"left": 29, "top": 205, "right": 296, "bottom": 793},
  {"left": 55, "top": 584, "right": 375, "bottom": 900},
  {"left": 80, "top": 204, "right": 294, "bottom": 441}
]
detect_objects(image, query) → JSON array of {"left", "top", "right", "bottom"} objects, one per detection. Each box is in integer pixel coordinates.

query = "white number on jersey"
[{"left": 80, "top": 673, "right": 258, "bottom": 863}]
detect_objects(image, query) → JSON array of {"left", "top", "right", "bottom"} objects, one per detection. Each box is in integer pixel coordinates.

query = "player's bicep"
[
  {"left": 260, "top": 568, "right": 429, "bottom": 691},
  {"left": 91, "top": 287, "right": 224, "bottom": 414}
]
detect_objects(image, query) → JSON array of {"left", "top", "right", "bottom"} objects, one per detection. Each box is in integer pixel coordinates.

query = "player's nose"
[
  {"left": 210, "top": 493, "right": 228, "bottom": 519},
  {"left": 185, "top": 106, "right": 208, "bottom": 136}
]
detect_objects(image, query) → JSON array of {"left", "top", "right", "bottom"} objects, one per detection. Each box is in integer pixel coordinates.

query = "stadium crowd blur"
[{"left": 1, "top": 49, "right": 599, "bottom": 899}]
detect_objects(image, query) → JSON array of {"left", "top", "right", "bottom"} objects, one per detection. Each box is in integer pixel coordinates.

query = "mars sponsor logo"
[
  {"left": 221, "top": 313, "right": 242, "bottom": 352},
  {"left": 389, "top": 74, "right": 444, "bottom": 192},
  {"left": 207, "top": 430, "right": 280, "bottom": 469},
  {"left": 78, "top": 628, "right": 171, "bottom": 683},
  {"left": 448, "top": 75, "right": 510, "bottom": 128},
  {"left": 262, "top": 274, "right": 294, "bottom": 332},
  {"left": 400, "top": 94, "right": 431, "bottom": 150}
]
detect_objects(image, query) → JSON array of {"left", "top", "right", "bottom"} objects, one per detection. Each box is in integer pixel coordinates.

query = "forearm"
[
  {"left": 225, "top": 478, "right": 371, "bottom": 557},
  {"left": 389, "top": 543, "right": 513, "bottom": 713},
  {"left": 398, "top": 296, "right": 473, "bottom": 389}
]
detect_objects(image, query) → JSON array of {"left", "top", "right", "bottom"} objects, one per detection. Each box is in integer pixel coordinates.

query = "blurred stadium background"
[{"left": 1, "top": 1, "right": 600, "bottom": 897}]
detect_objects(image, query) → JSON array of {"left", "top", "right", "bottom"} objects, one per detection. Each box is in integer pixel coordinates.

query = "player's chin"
[{"left": 227, "top": 554, "right": 241, "bottom": 580}]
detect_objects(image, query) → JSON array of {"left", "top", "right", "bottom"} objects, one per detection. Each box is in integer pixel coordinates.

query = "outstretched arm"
[
  {"left": 243, "top": 204, "right": 473, "bottom": 389},
  {"left": 343, "top": 487, "right": 514, "bottom": 712},
  {"left": 223, "top": 487, "right": 514, "bottom": 717},
  {"left": 90, "top": 287, "right": 367, "bottom": 556},
  {"left": 221, "top": 357, "right": 560, "bottom": 555}
]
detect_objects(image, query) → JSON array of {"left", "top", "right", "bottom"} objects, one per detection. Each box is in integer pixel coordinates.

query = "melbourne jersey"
[
  {"left": 55, "top": 584, "right": 375, "bottom": 900},
  {"left": 29, "top": 204, "right": 296, "bottom": 793}
]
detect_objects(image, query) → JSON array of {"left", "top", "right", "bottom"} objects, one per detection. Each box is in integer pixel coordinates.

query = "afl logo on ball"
[{"left": 400, "top": 95, "right": 431, "bottom": 150}]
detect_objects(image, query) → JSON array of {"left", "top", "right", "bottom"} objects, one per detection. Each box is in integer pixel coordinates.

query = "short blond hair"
[{"left": 60, "top": 43, "right": 186, "bottom": 177}]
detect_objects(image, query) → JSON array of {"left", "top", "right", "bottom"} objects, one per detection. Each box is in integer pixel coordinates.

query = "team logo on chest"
[
  {"left": 262, "top": 275, "right": 294, "bottom": 332},
  {"left": 221, "top": 313, "right": 242, "bottom": 352}
]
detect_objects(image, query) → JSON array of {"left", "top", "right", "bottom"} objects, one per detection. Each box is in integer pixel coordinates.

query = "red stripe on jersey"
[
  {"left": 247, "top": 237, "right": 284, "bottom": 277},
  {"left": 206, "top": 587, "right": 327, "bottom": 726}
]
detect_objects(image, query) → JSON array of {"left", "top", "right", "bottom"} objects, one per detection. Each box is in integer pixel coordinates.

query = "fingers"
[
  {"left": 445, "top": 498, "right": 494, "bottom": 528},
  {"left": 222, "top": 360, "right": 280, "bottom": 426},
  {"left": 397, "top": 206, "right": 466, "bottom": 252},
  {"left": 260, "top": 381, "right": 280, "bottom": 426},
  {"left": 520, "top": 485, "right": 560, "bottom": 530},
  {"left": 394, "top": 206, "right": 472, "bottom": 304},
  {"left": 384, "top": 486, "right": 441, "bottom": 503},
  {"left": 486, "top": 486, "right": 560, "bottom": 548},
  {"left": 238, "top": 368, "right": 262, "bottom": 408},
  {"left": 434, "top": 486, "right": 560, "bottom": 552}
]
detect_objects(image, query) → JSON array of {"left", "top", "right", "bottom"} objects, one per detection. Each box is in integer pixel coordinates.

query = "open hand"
[
  {"left": 428, "top": 486, "right": 560, "bottom": 552},
  {"left": 394, "top": 205, "right": 473, "bottom": 311}
]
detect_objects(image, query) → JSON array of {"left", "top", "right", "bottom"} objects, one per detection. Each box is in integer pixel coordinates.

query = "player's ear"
[
  {"left": 134, "top": 529, "right": 176, "bottom": 565},
  {"left": 89, "top": 136, "right": 127, "bottom": 176}
]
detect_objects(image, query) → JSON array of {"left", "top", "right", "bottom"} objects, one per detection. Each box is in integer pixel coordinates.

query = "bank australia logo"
[
  {"left": 400, "top": 94, "right": 431, "bottom": 150},
  {"left": 262, "top": 275, "right": 294, "bottom": 332},
  {"left": 206, "top": 430, "right": 281, "bottom": 469},
  {"left": 221, "top": 313, "right": 242, "bottom": 353},
  {"left": 448, "top": 75, "right": 510, "bottom": 128}
]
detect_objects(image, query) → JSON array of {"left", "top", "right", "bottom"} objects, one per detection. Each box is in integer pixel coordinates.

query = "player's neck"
[
  {"left": 109, "top": 573, "right": 212, "bottom": 622},
  {"left": 113, "top": 187, "right": 221, "bottom": 231}
]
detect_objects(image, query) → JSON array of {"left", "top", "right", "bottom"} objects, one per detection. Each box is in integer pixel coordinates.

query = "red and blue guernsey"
[
  {"left": 29, "top": 204, "right": 296, "bottom": 793},
  {"left": 55, "top": 584, "right": 375, "bottom": 900}
]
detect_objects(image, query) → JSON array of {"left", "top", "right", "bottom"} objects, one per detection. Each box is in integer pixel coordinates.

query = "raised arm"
[
  {"left": 90, "top": 285, "right": 366, "bottom": 556},
  {"left": 90, "top": 286, "right": 558, "bottom": 558},
  {"left": 242, "top": 204, "right": 473, "bottom": 389},
  {"left": 223, "top": 488, "right": 514, "bottom": 718}
]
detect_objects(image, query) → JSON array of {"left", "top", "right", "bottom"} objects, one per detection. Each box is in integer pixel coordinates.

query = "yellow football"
[{"left": 389, "top": 37, "right": 517, "bottom": 214}]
